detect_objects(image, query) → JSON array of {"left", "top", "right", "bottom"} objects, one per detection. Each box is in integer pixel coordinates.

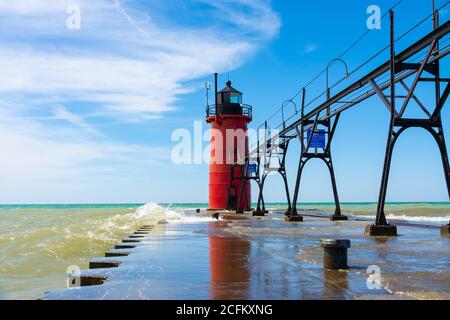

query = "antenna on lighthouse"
[
  {"left": 204, "top": 82, "right": 211, "bottom": 107},
  {"left": 214, "top": 73, "right": 218, "bottom": 109}
]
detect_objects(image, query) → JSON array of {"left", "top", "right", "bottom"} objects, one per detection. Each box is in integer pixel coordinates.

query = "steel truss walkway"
[{"left": 227, "top": 8, "right": 450, "bottom": 236}]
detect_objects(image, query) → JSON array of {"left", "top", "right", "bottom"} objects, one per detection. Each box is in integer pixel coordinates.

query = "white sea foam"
[
  {"left": 165, "top": 208, "right": 217, "bottom": 223},
  {"left": 134, "top": 203, "right": 164, "bottom": 217},
  {"left": 132, "top": 203, "right": 216, "bottom": 223},
  {"left": 352, "top": 213, "right": 450, "bottom": 223}
]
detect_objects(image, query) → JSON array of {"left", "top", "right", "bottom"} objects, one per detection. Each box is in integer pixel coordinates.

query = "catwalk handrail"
[{"left": 244, "top": 20, "right": 450, "bottom": 163}]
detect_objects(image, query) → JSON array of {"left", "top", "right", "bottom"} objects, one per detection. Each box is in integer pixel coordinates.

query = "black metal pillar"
[
  {"left": 287, "top": 87, "right": 346, "bottom": 222},
  {"left": 376, "top": 10, "right": 397, "bottom": 227},
  {"left": 288, "top": 118, "right": 345, "bottom": 221},
  {"left": 325, "top": 157, "right": 342, "bottom": 217},
  {"left": 289, "top": 157, "right": 306, "bottom": 221},
  {"left": 235, "top": 164, "right": 247, "bottom": 214},
  {"left": 254, "top": 176, "right": 268, "bottom": 216},
  {"left": 365, "top": 10, "right": 399, "bottom": 236},
  {"left": 366, "top": 9, "right": 450, "bottom": 236},
  {"left": 280, "top": 172, "right": 292, "bottom": 215},
  {"left": 253, "top": 122, "right": 269, "bottom": 216},
  {"left": 278, "top": 139, "right": 292, "bottom": 215},
  {"left": 254, "top": 124, "right": 293, "bottom": 216}
]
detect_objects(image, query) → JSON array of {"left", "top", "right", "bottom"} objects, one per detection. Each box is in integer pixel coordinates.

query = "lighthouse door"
[{"left": 228, "top": 186, "right": 237, "bottom": 209}]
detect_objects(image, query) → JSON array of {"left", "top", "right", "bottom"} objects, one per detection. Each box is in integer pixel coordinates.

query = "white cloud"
[
  {"left": 52, "top": 105, "right": 100, "bottom": 135},
  {"left": 0, "top": 0, "right": 65, "bottom": 15},
  {"left": 197, "top": 0, "right": 281, "bottom": 40},
  {"left": 0, "top": 0, "right": 279, "bottom": 120},
  {"left": 0, "top": 0, "right": 280, "bottom": 202},
  {"left": 0, "top": 104, "right": 170, "bottom": 192},
  {"left": 300, "top": 43, "right": 319, "bottom": 56}
]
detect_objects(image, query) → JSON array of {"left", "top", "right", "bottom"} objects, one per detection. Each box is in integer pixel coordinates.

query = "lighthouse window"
[
  {"left": 218, "top": 92, "right": 228, "bottom": 104},
  {"left": 230, "top": 93, "right": 242, "bottom": 104}
]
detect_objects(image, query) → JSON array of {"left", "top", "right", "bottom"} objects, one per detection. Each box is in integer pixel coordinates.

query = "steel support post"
[
  {"left": 367, "top": 9, "right": 450, "bottom": 236},
  {"left": 287, "top": 111, "right": 345, "bottom": 221}
]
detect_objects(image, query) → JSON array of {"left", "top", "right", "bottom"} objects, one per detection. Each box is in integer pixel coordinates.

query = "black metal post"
[
  {"left": 324, "top": 112, "right": 345, "bottom": 219},
  {"left": 255, "top": 180, "right": 263, "bottom": 212},
  {"left": 279, "top": 139, "right": 292, "bottom": 215},
  {"left": 431, "top": 127, "right": 450, "bottom": 200},
  {"left": 236, "top": 165, "right": 246, "bottom": 214},
  {"left": 255, "top": 123, "right": 263, "bottom": 213},
  {"left": 289, "top": 89, "right": 306, "bottom": 220},
  {"left": 326, "top": 159, "right": 341, "bottom": 216},
  {"left": 253, "top": 174, "right": 268, "bottom": 216},
  {"left": 366, "top": 10, "right": 399, "bottom": 236},
  {"left": 376, "top": 10, "right": 396, "bottom": 225},
  {"left": 225, "top": 165, "right": 234, "bottom": 210},
  {"left": 433, "top": 8, "right": 441, "bottom": 117},
  {"left": 256, "top": 188, "right": 262, "bottom": 212},
  {"left": 260, "top": 177, "right": 267, "bottom": 212},
  {"left": 214, "top": 73, "right": 218, "bottom": 108},
  {"left": 367, "top": 9, "right": 449, "bottom": 236},
  {"left": 281, "top": 172, "right": 291, "bottom": 215},
  {"left": 289, "top": 109, "right": 345, "bottom": 220},
  {"left": 289, "top": 158, "right": 306, "bottom": 221},
  {"left": 436, "top": 124, "right": 450, "bottom": 233}
]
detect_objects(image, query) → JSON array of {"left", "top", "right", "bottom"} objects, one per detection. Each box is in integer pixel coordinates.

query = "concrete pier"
[
  {"left": 105, "top": 249, "right": 131, "bottom": 257},
  {"left": 285, "top": 215, "right": 303, "bottom": 222},
  {"left": 89, "top": 259, "right": 122, "bottom": 269},
  {"left": 114, "top": 243, "right": 138, "bottom": 250},
  {"left": 252, "top": 210, "right": 267, "bottom": 217},
  {"left": 365, "top": 224, "right": 398, "bottom": 237},
  {"left": 74, "top": 271, "right": 108, "bottom": 287},
  {"left": 43, "top": 213, "right": 450, "bottom": 300},
  {"left": 330, "top": 215, "right": 348, "bottom": 221}
]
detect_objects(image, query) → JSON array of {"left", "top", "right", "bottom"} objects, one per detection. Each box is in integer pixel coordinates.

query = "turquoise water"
[
  {"left": 270, "top": 202, "right": 450, "bottom": 224},
  {"left": 1, "top": 201, "right": 448, "bottom": 209},
  {"left": 0, "top": 203, "right": 144, "bottom": 209},
  {"left": 1, "top": 202, "right": 449, "bottom": 222}
]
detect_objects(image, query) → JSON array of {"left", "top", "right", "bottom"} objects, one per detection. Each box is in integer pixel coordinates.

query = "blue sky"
[{"left": 0, "top": 0, "right": 448, "bottom": 204}]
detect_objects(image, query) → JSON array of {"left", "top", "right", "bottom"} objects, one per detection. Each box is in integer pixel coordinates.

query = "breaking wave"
[
  {"left": 351, "top": 213, "right": 450, "bottom": 223},
  {"left": 0, "top": 203, "right": 213, "bottom": 299}
]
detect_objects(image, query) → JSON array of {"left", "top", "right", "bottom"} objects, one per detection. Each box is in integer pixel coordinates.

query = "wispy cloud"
[
  {"left": 0, "top": 0, "right": 280, "bottom": 202},
  {"left": 0, "top": 0, "right": 279, "bottom": 121},
  {"left": 0, "top": 103, "right": 170, "bottom": 197},
  {"left": 197, "top": 0, "right": 281, "bottom": 40},
  {"left": 299, "top": 43, "right": 319, "bottom": 56},
  {"left": 52, "top": 105, "right": 100, "bottom": 135}
]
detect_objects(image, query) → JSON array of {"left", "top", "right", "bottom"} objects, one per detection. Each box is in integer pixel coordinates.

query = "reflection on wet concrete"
[
  {"left": 322, "top": 270, "right": 349, "bottom": 299},
  {"left": 209, "top": 221, "right": 250, "bottom": 299},
  {"left": 43, "top": 213, "right": 450, "bottom": 300}
]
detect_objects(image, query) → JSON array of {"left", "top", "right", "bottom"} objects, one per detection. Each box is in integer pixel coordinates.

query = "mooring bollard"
[
  {"left": 196, "top": 208, "right": 200, "bottom": 213},
  {"left": 320, "top": 239, "right": 351, "bottom": 270}
]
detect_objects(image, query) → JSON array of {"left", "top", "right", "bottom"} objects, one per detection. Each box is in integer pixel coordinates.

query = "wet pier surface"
[{"left": 43, "top": 213, "right": 450, "bottom": 300}]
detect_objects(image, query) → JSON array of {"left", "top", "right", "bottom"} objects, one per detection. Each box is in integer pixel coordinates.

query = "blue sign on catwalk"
[
  {"left": 307, "top": 129, "right": 326, "bottom": 148},
  {"left": 248, "top": 163, "right": 257, "bottom": 173}
]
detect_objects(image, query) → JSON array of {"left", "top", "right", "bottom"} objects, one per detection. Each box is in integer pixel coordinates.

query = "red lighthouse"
[{"left": 206, "top": 74, "right": 252, "bottom": 211}]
